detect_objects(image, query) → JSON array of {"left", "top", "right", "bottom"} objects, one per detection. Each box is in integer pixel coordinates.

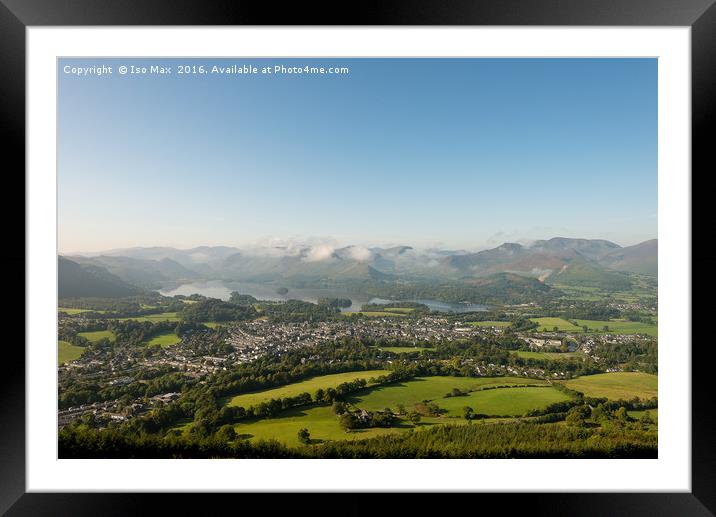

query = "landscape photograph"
[{"left": 57, "top": 57, "right": 658, "bottom": 459}]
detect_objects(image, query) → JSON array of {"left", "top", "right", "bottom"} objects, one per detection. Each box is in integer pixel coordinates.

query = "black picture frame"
[{"left": 2, "top": 0, "right": 712, "bottom": 514}]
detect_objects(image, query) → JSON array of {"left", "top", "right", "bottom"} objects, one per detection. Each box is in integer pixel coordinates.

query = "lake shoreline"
[{"left": 159, "top": 280, "right": 490, "bottom": 313}]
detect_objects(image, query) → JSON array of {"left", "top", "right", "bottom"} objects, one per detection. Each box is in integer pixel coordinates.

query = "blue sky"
[{"left": 58, "top": 58, "right": 657, "bottom": 252}]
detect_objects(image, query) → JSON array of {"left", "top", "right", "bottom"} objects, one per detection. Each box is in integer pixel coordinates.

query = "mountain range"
[{"left": 59, "top": 237, "right": 657, "bottom": 298}]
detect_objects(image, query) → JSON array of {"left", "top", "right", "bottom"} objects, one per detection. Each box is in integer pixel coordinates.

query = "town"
[{"left": 58, "top": 301, "right": 656, "bottom": 430}]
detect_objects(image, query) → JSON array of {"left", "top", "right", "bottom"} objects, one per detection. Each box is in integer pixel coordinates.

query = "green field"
[
  {"left": 529, "top": 317, "right": 657, "bottom": 336},
  {"left": 343, "top": 311, "right": 406, "bottom": 317},
  {"left": 514, "top": 350, "right": 582, "bottom": 360},
  {"left": 229, "top": 406, "right": 512, "bottom": 447},
  {"left": 222, "top": 370, "right": 392, "bottom": 408},
  {"left": 628, "top": 408, "right": 658, "bottom": 423},
  {"left": 563, "top": 372, "right": 657, "bottom": 400},
  {"left": 58, "top": 340, "right": 86, "bottom": 365},
  {"left": 117, "top": 312, "right": 181, "bottom": 322},
  {"left": 58, "top": 307, "right": 105, "bottom": 314},
  {"left": 77, "top": 330, "right": 115, "bottom": 342},
  {"left": 379, "top": 347, "right": 436, "bottom": 354},
  {"left": 556, "top": 281, "right": 656, "bottom": 304},
  {"left": 551, "top": 285, "right": 604, "bottom": 302},
  {"left": 232, "top": 405, "right": 403, "bottom": 446},
  {"left": 229, "top": 376, "right": 559, "bottom": 446},
  {"left": 203, "top": 322, "right": 220, "bottom": 329},
  {"left": 468, "top": 321, "right": 511, "bottom": 328},
  {"left": 530, "top": 317, "right": 581, "bottom": 331},
  {"left": 573, "top": 319, "right": 657, "bottom": 337},
  {"left": 145, "top": 331, "right": 181, "bottom": 348},
  {"left": 437, "top": 386, "right": 571, "bottom": 417},
  {"left": 346, "top": 376, "right": 548, "bottom": 413}
]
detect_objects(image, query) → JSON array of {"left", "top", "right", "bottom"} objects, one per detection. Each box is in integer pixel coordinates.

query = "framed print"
[{"left": 3, "top": 0, "right": 713, "bottom": 513}]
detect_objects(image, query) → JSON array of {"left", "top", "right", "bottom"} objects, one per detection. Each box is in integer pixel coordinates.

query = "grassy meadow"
[
  {"left": 345, "top": 376, "right": 549, "bottom": 413},
  {"left": 529, "top": 316, "right": 657, "bottom": 336},
  {"left": 58, "top": 307, "right": 105, "bottom": 314},
  {"left": 562, "top": 372, "right": 657, "bottom": 400},
  {"left": 436, "top": 386, "right": 570, "bottom": 417},
  {"left": 58, "top": 340, "right": 86, "bottom": 365},
  {"left": 77, "top": 330, "right": 115, "bottom": 342},
  {"left": 232, "top": 405, "right": 402, "bottom": 446},
  {"left": 226, "top": 375, "right": 564, "bottom": 447},
  {"left": 117, "top": 312, "right": 181, "bottom": 322},
  {"left": 628, "top": 408, "right": 658, "bottom": 423},
  {"left": 145, "top": 331, "right": 181, "bottom": 348},
  {"left": 343, "top": 311, "right": 406, "bottom": 318},
  {"left": 378, "top": 346, "right": 436, "bottom": 354},
  {"left": 531, "top": 317, "right": 580, "bottom": 331},
  {"left": 573, "top": 319, "right": 657, "bottom": 337},
  {"left": 222, "top": 370, "right": 392, "bottom": 408}
]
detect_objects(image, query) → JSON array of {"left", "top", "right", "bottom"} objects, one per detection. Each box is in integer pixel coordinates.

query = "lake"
[{"left": 159, "top": 281, "right": 489, "bottom": 313}]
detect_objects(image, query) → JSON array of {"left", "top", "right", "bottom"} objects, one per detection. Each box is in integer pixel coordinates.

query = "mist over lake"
[{"left": 159, "top": 280, "right": 489, "bottom": 313}]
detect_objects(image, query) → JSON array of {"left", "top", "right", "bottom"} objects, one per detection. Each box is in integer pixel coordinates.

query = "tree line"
[{"left": 59, "top": 419, "right": 657, "bottom": 459}]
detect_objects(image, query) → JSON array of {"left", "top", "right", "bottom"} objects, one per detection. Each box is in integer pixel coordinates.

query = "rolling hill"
[
  {"left": 219, "top": 250, "right": 395, "bottom": 284},
  {"left": 58, "top": 257, "right": 142, "bottom": 298},
  {"left": 543, "top": 260, "right": 632, "bottom": 290},
  {"left": 68, "top": 255, "right": 199, "bottom": 289},
  {"left": 63, "top": 237, "right": 656, "bottom": 295},
  {"left": 439, "top": 237, "right": 654, "bottom": 288},
  {"left": 599, "top": 239, "right": 657, "bottom": 276}
]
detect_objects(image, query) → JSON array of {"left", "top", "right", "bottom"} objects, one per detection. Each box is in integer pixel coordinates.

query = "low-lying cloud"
[
  {"left": 303, "top": 243, "right": 336, "bottom": 262},
  {"left": 341, "top": 245, "right": 372, "bottom": 262}
]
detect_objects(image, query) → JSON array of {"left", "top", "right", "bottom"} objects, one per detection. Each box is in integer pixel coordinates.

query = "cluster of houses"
[
  {"left": 58, "top": 308, "right": 655, "bottom": 429},
  {"left": 224, "top": 317, "right": 502, "bottom": 362},
  {"left": 58, "top": 392, "right": 180, "bottom": 429}
]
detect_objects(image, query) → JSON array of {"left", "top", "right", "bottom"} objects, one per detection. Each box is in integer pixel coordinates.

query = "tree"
[
  {"left": 462, "top": 406, "right": 474, "bottom": 422},
  {"left": 339, "top": 413, "right": 359, "bottom": 432},
  {"left": 565, "top": 405, "right": 591, "bottom": 427},
  {"left": 426, "top": 402, "right": 441, "bottom": 416},
  {"left": 325, "top": 388, "right": 337, "bottom": 404},
  {"left": 80, "top": 412, "right": 97, "bottom": 428},
  {"left": 297, "top": 428, "right": 311, "bottom": 445},
  {"left": 614, "top": 407, "right": 629, "bottom": 421},
  {"left": 409, "top": 412, "right": 421, "bottom": 426},
  {"left": 215, "top": 424, "right": 237, "bottom": 442},
  {"left": 332, "top": 401, "right": 347, "bottom": 415},
  {"left": 396, "top": 404, "right": 406, "bottom": 415},
  {"left": 590, "top": 404, "right": 609, "bottom": 423}
]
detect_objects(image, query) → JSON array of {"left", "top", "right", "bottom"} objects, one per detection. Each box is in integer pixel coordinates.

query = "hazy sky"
[{"left": 58, "top": 58, "right": 657, "bottom": 253}]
